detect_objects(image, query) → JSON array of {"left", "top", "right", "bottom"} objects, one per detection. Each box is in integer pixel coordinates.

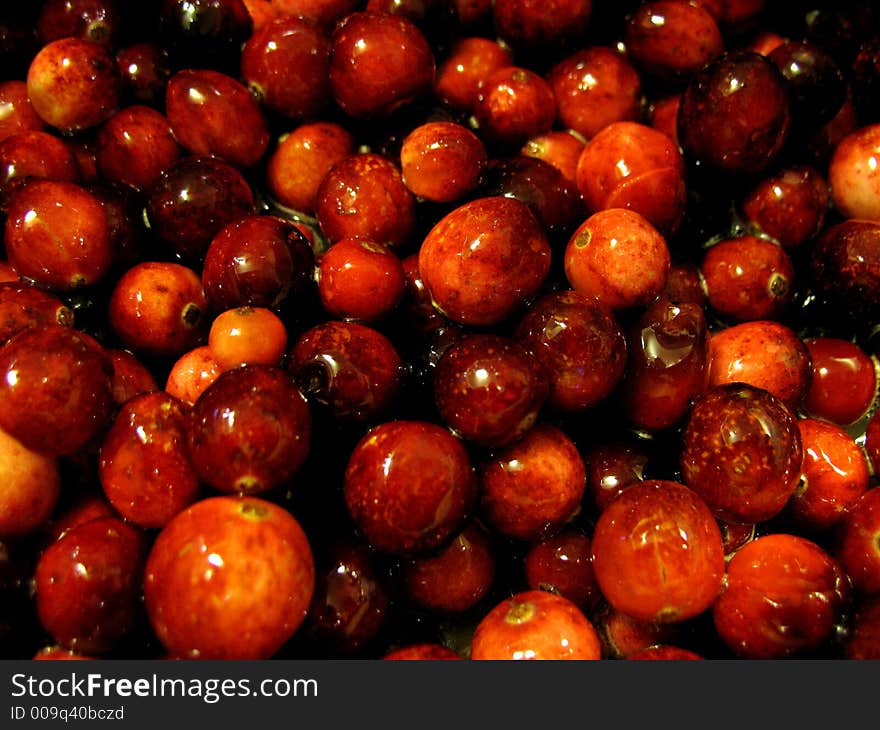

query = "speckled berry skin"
[
  {"left": 680, "top": 383, "right": 803, "bottom": 524},
  {"left": 418, "top": 196, "right": 551, "bottom": 326},
  {"left": 343, "top": 420, "right": 477, "bottom": 556}
]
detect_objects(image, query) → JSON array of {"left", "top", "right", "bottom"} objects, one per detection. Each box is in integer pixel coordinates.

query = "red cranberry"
[
  {"left": 565, "top": 208, "right": 670, "bottom": 310},
  {"left": 207, "top": 306, "right": 287, "bottom": 369},
  {"left": 35, "top": 517, "right": 147, "bottom": 654},
  {"left": 480, "top": 423, "right": 585, "bottom": 542},
  {"left": 473, "top": 66, "right": 556, "bottom": 150},
  {"left": 547, "top": 47, "right": 642, "bottom": 142},
  {"left": 784, "top": 418, "right": 870, "bottom": 533},
  {"left": 402, "top": 523, "right": 495, "bottom": 614},
  {"left": 165, "top": 345, "right": 222, "bottom": 407},
  {"left": 0, "top": 130, "right": 80, "bottom": 210},
  {"left": 383, "top": 643, "right": 462, "bottom": 660},
  {"left": 165, "top": 69, "right": 269, "bottom": 169},
  {"left": 594, "top": 603, "right": 677, "bottom": 659},
  {"left": 0, "top": 324, "right": 114, "bottom": 456},
  {"left": 107, "top": 348, "right": 159, "bottom": 405},
  {"left": 315, "top": 153, "right": 416, "bottom": 250},
  {"left": 266, "top": 121, "right": 355, "bottom": 216},
  {"left": 648, "top": 94, "right": 681, "bottom": 148},
  {"left": 707, "top": 320, "right": 813, "bottom": 410},
  {"left": 835, "top": 487, "right": 880, "bottom": 595},
  {"left": 520, "top": 130, "right": 585, "bottom": 185},
  {"left": 26, "top": 37, "right": 121, "bottom": 133},
  {"left": 700, "top": 235, "right": 795, "bottom": 322},
  {"left": 115, "top": 42, "right": 171, "bottom": 107},
  {"left": 307, "top": 539, "right": 389, "bottom": 654},
  {"left": 624, "top": 0, "right": 724, "bottom": 84},
  {"left": 343, "top": 420, "right": 477, "bottom": 556},
  {"left": 846, "top": 596, "right": 880, "bottom": 659},
  {"left": 491, "top": 0, "right": 592, "bottom": 52},
  {"left": 109, "top": 261, "right": 208, "bottom": 358},
  {"left": 628, "top": 645, "right": 704, "bottom": 660},
  {"left": 37, "top": 0, "right": 120, "bottom": 47},
  {"left": 329, "top": 11, "right": 434, "bottom": 119},
  {"left": 803, "top": 337, "right": 877, "bottom": 426},
  {"left": 681, "top": 383, "right": 803, "bottom": 524},
  {"left": 713, "top": 533, "right": 849, "bottom": 658},
  {"left": 678, "top": 51, "right": 791, "bottom": 176},
  {"left": 288, "top": 320, "right": 402, "bottom": 423},
  {"left": 583, "top": 438, "right": 650, "bottom": 513},
  {"left": 0, "top": 282, "right": 74, "bottom": 345},
  {"left": 470, "top": 589, "right": 602, "bottom": 660},
  {"left": 418, "top": 196, "right": 551, "bottom": 326},
  {"left": 157, "top": 0, "right": 253, "bottom": 73},
  {"left": 187, "top": 365, "right": 311, "bottom": 495},
  {"left": 0, "top": 80, "right": 45, "bottom": 142},
  {"left": 434, "top": 334, "right": 548, "bottom": 448},
  {"left": 591, "top": 480, "right": 725, "bottom": 623},
  {"left": 514, "top": 290, "right": 627, "bottom": 412},
  {"left": 524, "top": 528, "right": 599, "bottom": 611},
  {"left": 146, "top": 155, "right": 256, "bottom": 262},
  {"left": 144, "top": 495, "right": 315, "bottom": 659},
  {"left": 99, "top": 391, "right": 201, "bottom": 529},
  {"left": 0, "top": 425, "right": 60, "bottom": 539},
  {"left": 619, "top": 298, "right": 709, "bottom": 432},
  {"left": 718, "top": 520, "right": 756, "bottom": 557},
  {"left": 433, "top": 36, "right": 512, "bottom": 114},
  {"left": 829, "top": 125, "right": 880, "bottom": 222},
  {"left": 575, "top": 121, "right": 687, "bottom": 235},
  {"left": 240, "top": 15, "right": 331, "bottom": 120}
]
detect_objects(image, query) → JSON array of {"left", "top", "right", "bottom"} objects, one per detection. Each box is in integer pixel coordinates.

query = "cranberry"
[
  {"left": 713, "top": 533, "right": 850, "bottom": 658},
  {"left": 591, "top": 480, "right": 724, "bottom": 624},
  {"left": 802, "top": 337, "right": 877, "bottom": 426},
  {"left": 524, "top": 528, "right": 599, "bottom": 611},
  {"left": 473, "top": 66, "right": 556, "bottom": 150},
  {"left": 144, "top": 495, "right": 315, "bottom": 659},
  {"left": 37, "top": 0, "right": 120, "bottom": 48},
  {"left": 0, "top": 324, "right": 114, "bottom": 456},
  {"left": 383, "top": 643, "right": 462, "bottom": 660},
  {"left": 26, "top": 37, "right": 121, "bottom": 133},
  {"left": 678, "top": 51, "right": 791, "bottom": 176},
  {"left": 0, "top": 282, "right": 74, "bottom": 345},
  {"left": 520, "top": 130, "right": 585, "bottom": 186},
  {"left": 98, "top": 391, "right": 201, "bottom": 529},
  {"left": 35, "top": 517, "right": 147, "bottom": 654},
  {"left": 307, "top": 539, "right": 389, "bottom": 654},
  {"left": 187, "top": 365, "right": 311, "bottom": 495},
  {"left": 846, "top": 596, "right": 880, "bottom": 659},
  {"left": 435, "top": 334, "right": 548, "bottom": 448},
  {"left": 0, "top": 425, "right": 60, "bottom": 539},
  {"left": 828, "top": 124, "right": 880, "bottom": 222},
  {"left": 0, "top": 80, "right": 45, "bottom": 142},
  {"left": 157, "top": 0, "right": 253, "bottom": 73},
  {"left": 288, "top": 320, "right": 402, "bottom": 423},
  {"left": 718, "top": 520, "right": 756, "bottom": 557},
  {"left": 343, "top": 420, "right": 476, "bottom": 555},
  {"left": 491, "top": 0, "right": 592, "bottom": 52},
  {"left": 628, "top": 645, "right": 704, "bottom": 660},
  {"left": 402, "top": 522, "right": 495, "bottom": 614},
  {"left": 470, "top": 589, "right": 602, "bottom": 660},
  {"left": 32, "top": 647, "right": 93, "bottom": 661},
  {"left": 165, "top": 69, "right": 270, "bottom": 169},
  {"left": 108, "top": 261, "right": 208, "bottom": 358},
  {"left": 328, "top": 11, "right": 435, "bottom": 119},
  {"left": 400, "top": 121, "right": 487, "bottom": 204},
  {"left": 146, "top": 155, "right": 256, "bottom": 262},
  {"left": 835, "top": 487, "right": 880, "bottom": 595},
  {"left": 0, "top": 130, "right": 81, "bottom": 211},
  {"left": 433, "top": 36, "right": 512, "bottom": 115},
  {"left": 740, "top": 165, "right": 830, "bottom": 250},
  {"left": 208, "top": 306, "right": 288, "bottom": 369},
  {"left": 480, "top": 423, "right": 585, "bottom": 542},
  {"left": 565, "top": 208, "right": 670, "bottom": 310},
  {"left": 619, "top": 298, "right": 709, "bottom": 432},
  {"left": 624, "top": 0, "right": 724, "bottom": 84},
  {"left": 165, "top": 345, "right": 222, "bottom": 407},
  {"left": 107, "top": 348, "right": 159, "bottom": 405},
  {"left": 866, "top": 411, "right": 880, "bottom": 475},
  {"left": 701, "top": 235, "right": 795, "bottom": 322},
  {"left": 266, "top": 121, "right": 355, "bottom": 216},
  {"left": 575, "top": 121, "right": 687, "bottom": 235},
  {"left": 681, "top": 383, "right": 803, "bottom": 524},
  {"left": 547, "top": 47, "right": 642, "bottom": 143},
  {"left": 271, "top": 0, "right": 359, "bottom": 30},
  {"left": 418, "top": 196, "right": 551, "bottom": 326},
  {"left": 707, "top": 320, "right": 813, "bottom": 410},
  {"left": 583, "top": 438, "right": 651, "bottom": 513},
  {"left": 44, "top": 494, "right": 116, "bottom": 544},
  {"left": 594, "top": 603, "right": 677, "bottom": 659},
  {"left": 315, "top": 153, "right": 416, "bottom": 250},
  {"left": 240, "top": 15, "right": 331, "bottom": 121},
  {"left": 115, "top": 42, "right": 171, "bottom": 107},
  {"left": 649, "top": 94, "right": 681, "bottom": 149},
  {"left": 513, "top": 290, "right": 627, "bottom": 412}
]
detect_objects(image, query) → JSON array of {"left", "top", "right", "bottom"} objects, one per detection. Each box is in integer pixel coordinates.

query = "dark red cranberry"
[
  {"left": 524, "top": 528, "right": 599, "bottom": 611},
  {"left": 144, "top": 495, "right": 315, "bottom": 659},
  {"left": 343, "top": 420, "right": 477, "bottom": 556},
  {"left": 470, "top": 590, "right": 602, "bottom": 660},
  {"left": 473, "top": 66, "right": 556, "bottom": 150},
  {"left": 803, "top": 337, "right": 877, "bottom": 426},
  {"left": 660, "top": 261, "right": 707, "bottom": 307},
  {"left": 520, "top": 130, "right": 585, "bottom": 186},
  {"left": 514, "top": 290, "right": 627, "bottom": 413},
  {"left": 0, "top": 130, "right": 80, "bottom": 210},
  {"left": 591, "top": 480, "right": 724, "bottom": 624},
  {"left": 0, "top": 80, "right": 45, "bottom": 142},
  {"left": 768, "top": 41, "right": 847, "bottom": 131},
  {"left": 583, "top": 438, "right": 651, "bottom": 513},
  {"left": 157, "top": 0, "right": 253, "bottom": 73},
  {"left": 35, "top": 517, "right": 147, "bottom": 654},
  {"left": 418, "top": 196, "right": 551, "bottom": 326},
  {"left": 37, "top": 0, "right": 120, "bottom": 48},
  {"left": 307, "top": 539, "right": 389, "bottom": 654},
  {"left": 115, "top": 42, "right": 171, "bottom": 107},
  {"left": 288, "top": 320, "right": 402, "bottom": 422},
  {"left": 107, "top": 348, "right": 159, "bottom": 406},
  {"left": 187, "top": 365, "right": 311, "bottom": 495},
  {"left": 240, "top": 15, "right": 331, "bottom": 120},
  {"left": 0, "top": 324, "right": 114, "bottom": 456},
  {"left": 594, "top": 603, "right": 679, "bottom": 659},
  {"left": 619, "top": 298, "right": 709, "bottom": 432},
  {"left": 402, "top": 523, "right": 495, "bottom": 614},
  {"left": 491, "top": 0, "right": 592, "bottom": 52},
  {"left": 713, "top": 533, "right": 849, "bottom": 658},
  {"left": 329, "top": 11, "right": 435, "bottom": 119},
  {"left": 835, "top": 487, "right": 880, "bottom": 595},
  {"left": 678, "top": 51, "right": 791, "bottom": 176},
  {"left": 433, "top": 36, "right": 512, "bottom": 115},
  {"left": 165, "top": 69, "right": 270, "bottom": 169},
  {"left": 846, "top": 596, "right": 880, "bottom": 660},
  {"left": 146, "top": 155, "right": 256, "bottom": 262},
  {"left": 681, "top": 383, "right": 803, "bottom": 525},
  {"left": 383, "top": 643, "right": 462, "bottom": 659},
  {"left": 99, "top": 391, "right": 201, "bottom": 529},
  {"left": 0, "top": 282, "right": 74, "bottom": 345},
  {"left": 271, "top": 0, "right": 359, "bottom": 30}
]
